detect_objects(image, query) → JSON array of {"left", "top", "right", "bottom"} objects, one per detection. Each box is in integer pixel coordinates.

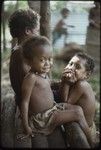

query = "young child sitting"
[
  {"left": 60, "top": 52, "right": 99, "bottom": 146},
  {"left": 19, "top": 36, "right": 93, "bottom": 147}
]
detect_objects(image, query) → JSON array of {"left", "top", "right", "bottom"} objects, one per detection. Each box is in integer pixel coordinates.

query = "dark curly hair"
[
  {"left": 76, "top": 52, "right": 95, "bottom": 74},
  {"left": 22, "top": 36, "right": 51, "bottom": 61},
  {"left": 61, "top": 8, "right": 70, "bottom": 15},
  {"left": 8, "top": 9, "right": 40, "bottom": 38}
]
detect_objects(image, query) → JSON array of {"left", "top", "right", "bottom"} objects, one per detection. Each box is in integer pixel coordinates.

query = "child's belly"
[{"left": 29, "top": 92, "right": 54, "bottom": 114}]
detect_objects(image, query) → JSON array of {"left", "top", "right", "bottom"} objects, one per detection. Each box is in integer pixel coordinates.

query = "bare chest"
[{"left": 29, "top": 76, "right": 54, "bottom": 113}]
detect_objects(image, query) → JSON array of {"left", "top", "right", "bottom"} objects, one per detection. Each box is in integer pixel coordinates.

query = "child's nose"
[
  {"left": 64, "top": 65, "right": 68, "bottom": 70},
  {"left": 45, "top": 60, "right": 50, "bottom": 65},
  {"left": 69, "top": 65, "right": 75, "bottom": 70}
]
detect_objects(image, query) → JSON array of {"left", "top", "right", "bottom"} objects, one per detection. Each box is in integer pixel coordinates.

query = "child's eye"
[
  {"left": 76, "top": 64, "right": 81, "bottom": 69},
  {"left": 40, "top": 58, "right": 45, "bottom": 62},
  {"left": 69, "top": 62, "right": 73, "bottom": 66},
  {"left": 49, "top": 58, "right": 53, "bottom": 62}
]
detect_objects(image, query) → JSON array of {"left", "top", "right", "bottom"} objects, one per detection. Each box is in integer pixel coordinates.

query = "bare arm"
[
  {"left": 60, "top": 68, "right": 77, "bottom": 102},
  {"left": 67, "top": 25, "right": 75, "bottom": 28},
  {"left": 89, "top": 8, "right": 100, "bottom": 29},
  {"left": 21, "top": 73, "right": 36, "bottom": 135},
  {"left": 68, "top": 81, "right": 83, "bottom": 104},
  {"left": 60, "top": 81, "right": 70, "bottom": 102}
]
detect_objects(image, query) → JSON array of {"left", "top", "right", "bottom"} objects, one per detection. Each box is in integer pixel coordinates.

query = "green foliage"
[
  {"left": 4, "top": 1, "right": 16, "bottom": 12},
  {"left": 2, "top": 48, "right": 10, "bottom": 61},
  {"left": 88, "top": 74, "right": 100, "bottom": 101},
  {"left": 4, "top": 0, "right": 28, "bottom": 10},
  {"left": 4, "top": 1, "right": 28, "bottom": 19},
  {"left": 16, "top": 1, "right": 28, "bottom": 9},
  {"left": 89, "top": 75, "right": 100, "bottom": 91},
  {"left": 51, "top": 1, "right": 67, "bottom": 11}
]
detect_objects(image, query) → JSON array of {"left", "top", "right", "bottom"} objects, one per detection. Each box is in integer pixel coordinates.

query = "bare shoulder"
[
  {"left": 23, "top": 72, "right": 36, "bottom": 86},
  {"left": 76, "top": 80, "right": 92, "bottom": 91},
  {"left": 57, "top": 19, "right": 63, "bottom": 26},
  {"left": 11, "top": 47, "right": 22, "bottom": 60},
  {"left": 12, "top": 46, "right": 21, "bottom": 54}
]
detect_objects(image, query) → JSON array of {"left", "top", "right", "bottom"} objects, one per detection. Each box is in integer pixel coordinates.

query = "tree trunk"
[
  {"left": 2, "top": 3, "right": 6, "bottom": 52},
  {"left": 64, "top": 123, "right": 90, "bottom": 148},
  {"left": 28, "top": 1, "right": 51, "bottom": 40},
  {"left": 40, "top": 1, "right": 51, "bottom": 40},
  {"left": 27, "top": 1, "right": 41, "bottom": 14},
  {"left": 15, "top": 0, "right": 19, "bottom": 10}
]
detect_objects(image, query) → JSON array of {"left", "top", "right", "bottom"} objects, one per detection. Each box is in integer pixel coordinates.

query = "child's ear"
[
  {"left": 86, "top": 71, "right": 91, "bottom": 79},
  {"left": 25, "top": 27, "right": 32, "bottom": 35},
  {"left": 23, "top": 58, "right": 29, "bottom": 65}
]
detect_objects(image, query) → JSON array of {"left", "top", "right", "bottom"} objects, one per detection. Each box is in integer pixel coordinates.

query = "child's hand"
[
  {"left": 24, "top": 126, "right": 33, "bottom": 136},
  {"left": 17, "top": 127, "right": 34, "bottom": 140},
  {"left": 68, "top": 25, "right": 75, "bottom": 28},
  {"left": 62, "top": 68, "right": 77, "bottom": 83},
  {"left": 70, "top": 25, "right": 75, "bottom": 28}
]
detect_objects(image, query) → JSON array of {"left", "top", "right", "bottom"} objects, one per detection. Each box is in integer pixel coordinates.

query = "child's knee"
[{"left": 75, "top": 106, "right": 84, "bottom": 119}]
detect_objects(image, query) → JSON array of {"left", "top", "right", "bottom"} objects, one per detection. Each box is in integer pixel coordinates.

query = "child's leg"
[{"left": 52, "top": 104, "right": 93, "bottom": 147}]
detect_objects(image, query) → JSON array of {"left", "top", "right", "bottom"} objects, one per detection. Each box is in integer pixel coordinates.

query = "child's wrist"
[{"left": 61, "top": 77, "right": 73, "bottom": 85}]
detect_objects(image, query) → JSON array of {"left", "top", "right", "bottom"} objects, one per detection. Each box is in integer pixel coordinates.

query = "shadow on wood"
[{"left": 64, "top": 122, "right": 90, "bottom": 148}]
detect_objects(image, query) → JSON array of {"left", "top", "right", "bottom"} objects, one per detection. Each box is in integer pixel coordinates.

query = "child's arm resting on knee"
[
  {"left": 60, "top": 68, "right": 77, "bottom": 102},
  {"left": 60, "top": 82, "right": 70, "bottom": 102},
  {"left": 21, "top": 74, "right": 36, "bottom": 135}
]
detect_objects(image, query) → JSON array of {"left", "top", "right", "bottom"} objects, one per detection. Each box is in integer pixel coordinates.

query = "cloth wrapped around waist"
[{"left": 29, "top": 102, "right": 66, "bottom": 135}]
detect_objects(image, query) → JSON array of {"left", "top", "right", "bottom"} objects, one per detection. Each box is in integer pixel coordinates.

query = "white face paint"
[{"left": 65, "top": 56, "right": 87, "bottom": 80}]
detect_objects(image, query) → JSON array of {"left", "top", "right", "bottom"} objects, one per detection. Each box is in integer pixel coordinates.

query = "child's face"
[
  {"left": 94, "top": 2, "right": 100, "bottom": 8},
  {"left": 62, "top": 12, "right": 69, "bottom": 18},
  {"left": 31, "top": 45, "right": 53, "bottom": 74},
  {"left": 65, "top": 55, "right": 87, "bottom": 80}
]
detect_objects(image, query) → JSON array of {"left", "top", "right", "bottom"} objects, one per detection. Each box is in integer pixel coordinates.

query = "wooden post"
[
  {"left": 64, "top": 123, "right": 90, "bottom": 148},
  {"left": 2, "top": 2, "right": 6, "bottom": 52},
  {"left": 40, "top": 1, "right": 51, "bottom": 40},
  {"left": 27, "top": 1, "right": 41, "bottom": 14}
]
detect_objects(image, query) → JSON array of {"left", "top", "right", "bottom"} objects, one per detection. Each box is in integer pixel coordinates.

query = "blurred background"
[{"left": 1, "top": 0, "right": 100, "bottom": 135}]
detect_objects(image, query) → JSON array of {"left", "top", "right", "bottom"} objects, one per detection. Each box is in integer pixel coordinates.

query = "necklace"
[
  {"left": 30, "top": 70, "right": 47, "bottom": 79},
  {"left": 35, "top": 72, "right": 47, "bottom": 79}
]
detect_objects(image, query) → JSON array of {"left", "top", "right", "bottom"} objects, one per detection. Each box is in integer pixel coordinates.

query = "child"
[
  {"left": 52, "top": 8, "right": 74, "bottom": 45},
  {"left": 9, "top": 9, "right": 40, "bottom": 108},
  {"left": 20, "top": 36, "right": 93, "bottom": 147},
  {"left": 89, "top": 1, "right": 100, "bottom": 29},
  {"left": 9, "top": 8, "right": 72, "bottom": 148},
  {"left": 60, "top": 52, "right": 99, "bottom": 145}
]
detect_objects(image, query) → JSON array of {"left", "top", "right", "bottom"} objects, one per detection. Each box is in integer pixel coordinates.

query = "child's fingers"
[
  {"left": 62, "top": 69, "right": 77, "bottom": 83},
  {"left": 63, "top": 69, "right": 75, "bottom": 74},
  {"left": 17, "top": 134, "right": 30, "bottom": 140},
  {"left": 31, "top": 132, "right": 35, "bottom": 137},
  {"left": 71, "top": 75, "right": 77, "bottom": 82},
  {"left": 31, "top": 134, "right": 34, "bottom": 137}
]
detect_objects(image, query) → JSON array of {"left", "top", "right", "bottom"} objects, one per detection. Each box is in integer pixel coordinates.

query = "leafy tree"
[{"left": 51, "top": 1, "right": 68, "bottom": 11}]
